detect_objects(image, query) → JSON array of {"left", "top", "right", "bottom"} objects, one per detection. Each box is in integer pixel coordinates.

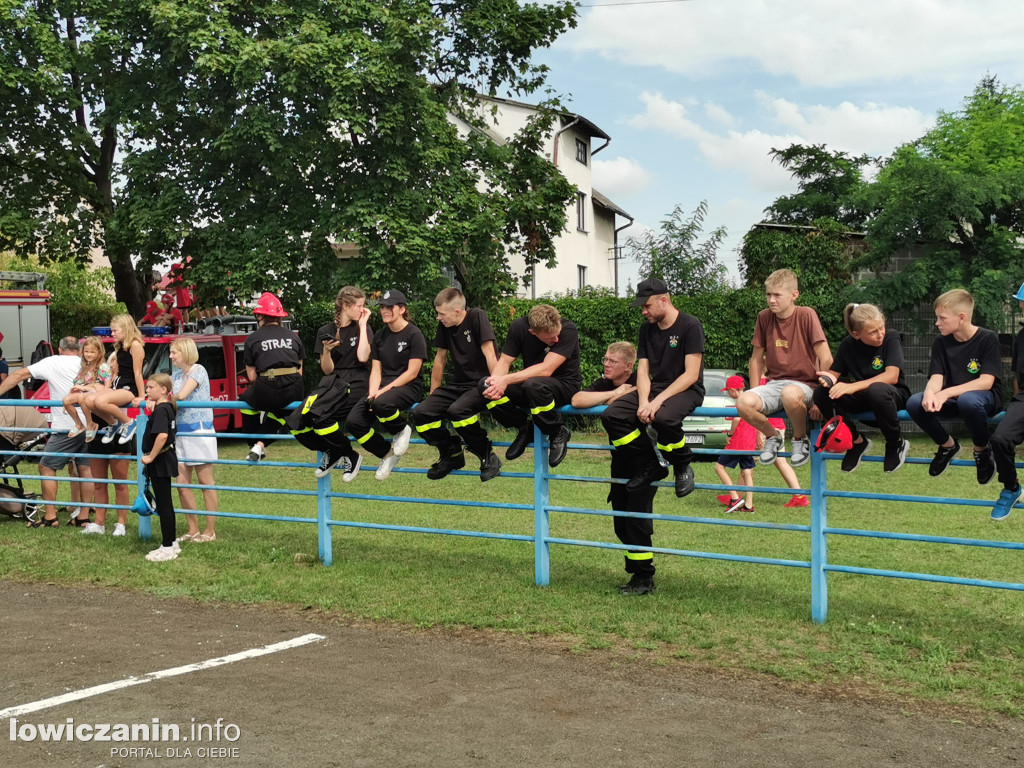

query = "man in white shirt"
[{"left": 0, "top": 337, "right": 93, "bottom": 526}]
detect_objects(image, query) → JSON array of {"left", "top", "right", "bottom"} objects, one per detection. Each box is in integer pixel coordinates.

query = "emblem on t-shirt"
[
  {"left": 397, "top": 340, "right": 408, "bottom": 352},
  {"left": 775, "top": 339, "right": 789, "bottom": 348},
  {"left": 349, "top": 337, "right": 357, "bottom": 347},
  {"left": 872, "top": 356, "right": 883, "bottom": 370},
  {"left": 967, "top": 359, "right": 980, "bottom": 375},
  {"left": 464, "top": 329, "right": 473, "bottom": 344},
  {"left": 669, "top": 335, "right": 679, "bottom": 349}
]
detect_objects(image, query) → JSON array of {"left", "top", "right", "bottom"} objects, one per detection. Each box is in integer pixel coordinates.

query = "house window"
[
  {"left": 576, "top": 192, "right": 586, "bottom": 231},
  {"left": 575, "top": 138, "right": 588, "bottom": 165},
  {"left": 577, "top": 265, "right": 588, "bottom": 292}
]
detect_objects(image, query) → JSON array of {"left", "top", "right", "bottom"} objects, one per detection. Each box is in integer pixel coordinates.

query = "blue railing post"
[
  {"left": 809, "top": 427, "right": 828, "bottom": 623},
  {"left": 533, "top": 421, "right": 550, "bottom": 586},
  {"left": 136, "top": 410, "right": 152, "bottom": 541},
  {"left": 317, "top": 454, "right": 333, "bottom": 566}
]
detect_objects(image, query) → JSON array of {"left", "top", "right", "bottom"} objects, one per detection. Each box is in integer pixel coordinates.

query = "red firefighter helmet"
[
  {"left": 253, "top": 292, "right": 288, "bottom": 318},
  {"left": 815, "top": 415, "right": 853, "bottom": 454}
]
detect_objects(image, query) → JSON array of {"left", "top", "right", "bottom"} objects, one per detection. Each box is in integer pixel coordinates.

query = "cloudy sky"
[{"left": 533, "top": 0, "right": 1024, "bottom": 291}]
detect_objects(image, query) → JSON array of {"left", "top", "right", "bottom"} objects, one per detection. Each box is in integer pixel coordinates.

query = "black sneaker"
[
  {"left": 840, "top": 438, "right": 872, "bottom": 473},
  {"left": 974, "top": 447, "right": 996, "bottom": 485},
  {"left": 674, "top": 464, "right": 695, "bottom": 498},
  {"left": 625, "top": 461, "right": 669, "bottom": 493},
  {"left": 618, "top": 575, "right": 655, "bottom": 595},
  {"left": 314, "top": 449, "right": 345, "bottom": 479},
  {"left": 928, "top": 439, "right": 961, "bottom": 477},
  {"left": 548, "top": 427, "right": 571, "bottom": 468},
  {"left": 505, "top": 426, "right": 533, "bottom": 461},
  {"left": 480, "top": 452, "right": 501, "bottom": 482},
  {"left": 884, "top": 439, "right": 910, "bottom": 473},
  {"left": 426, "top": 451, "right": 465, "bottom": 480}
]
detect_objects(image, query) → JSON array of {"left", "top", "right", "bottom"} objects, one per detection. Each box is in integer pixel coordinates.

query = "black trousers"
[
  {"left": 413, "top": 385, "right": 521, "bottom": 460},
  {"left": 150, "top": 475, "right": 176, "bottom": 548},
  {"left": 242, "top": 374, "right": 304, "bottom": 449},
  {"left": 811, "top": 381, "right": 908, "bottom": 444},
  {"left": 601, "top": 387, "right": 702, "bottom": 469},
  {"left": 991, "top": 395, "right": 1024, "bottom": 490},
  {"left": 609, "top": 447, "right": 657, "bottom": 578},
  {"left": 346, "top": 384, "right": 421, "bottom": 459},
  {"left": 501, "top": 377, "right": 579, "bottom": 437},
  {"left": 287, "top": 375, "right": 367, "bottom": 459}
]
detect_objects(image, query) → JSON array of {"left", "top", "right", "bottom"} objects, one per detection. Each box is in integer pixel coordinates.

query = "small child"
[
  {"left": 139, "top": 373, "right": 180, "bottom": 562},
  {"left": 812, "top": 303, "right": 912, "bottom": 473},
  {"left": 907, "top": 289, "right": 1004, "bottom": 482},
  {"left": 716, "top": 375, "right": 790, "bottom": 513},
  {"left": 64, "top": 336, "right": 113, "bottom": 439}
]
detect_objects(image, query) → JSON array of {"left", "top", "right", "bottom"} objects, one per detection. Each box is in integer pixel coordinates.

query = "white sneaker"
[
  {"left": 790, "top": 437, "right": 812, "bottom": 467},
  {"left": 247, "top": 443, "right": 266, "bottom": 462},
  {"left": 81, "top": 522, "right": 106, "bottom": 535},
  {"left": 113, "top": 523, "right": 127, "bottom": 537},
  {"left": 342, "top": 454, "right": 362, "bottom": 483},
  {"left": 392, "top": 425, "right": 413, "bottom": 457},
  {"left": 145, "top": 546, "right": 179, "bottom": 562},
  {"left": 375, "top": 450, "right": 401, "bottom": 480}
]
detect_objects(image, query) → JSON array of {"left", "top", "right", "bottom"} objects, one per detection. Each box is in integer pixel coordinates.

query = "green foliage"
[
  {"left": 764, "top": 144, "right": 872, "bottom": 228},
  {"left": 0, "top": 0, "right": 578, "bottom": 313},
  {"left": 625, "top": 201, "right": 729, "bottom": 295},
  {"left": 0, "top": 253, "right": 124, "bottom": 340},
  {"left": 860, "top": 76, "right": 1024, "bottom": 327}
]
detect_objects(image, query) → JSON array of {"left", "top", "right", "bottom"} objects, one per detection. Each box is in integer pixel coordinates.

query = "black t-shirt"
[
  {"left": 929, "top": 326, "right": 1004, "bottom": 405},
  {"left": 315, "top": 320, "right": 371, "bottom": 373},
  {"left": 500, "top": 317, "right": 582, "bottom": 387},
  {"left": 433, "top": 307, "right": 496, "bottom": 386},
  {"left": 584, "top": 371, "right": 638, "bottom": 392},
  {"left": 243, "top": 324, "right": 305, "bottom": 373},
  {"left": 638, "top": 311, "right": 706, "bottom": 394},
  {"left": 142, "top": 401, "right": 178, "bottom": 478},
  {"left": 832, "top": 330, "right": 911, "bottom": 397},
  {"left": 373, "top": 323, "right": 428, "bottom": 386}
]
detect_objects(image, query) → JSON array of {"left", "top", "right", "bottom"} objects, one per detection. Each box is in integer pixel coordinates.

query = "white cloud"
[
  {"left": 591, "top": 155, "right": 654, "bottom": 197},
  {"left": 568, "top": 0, "right": 1024, "bottom": 87},
  {"left": 625, "top": 91, "right": 931, "bottom": 194}
]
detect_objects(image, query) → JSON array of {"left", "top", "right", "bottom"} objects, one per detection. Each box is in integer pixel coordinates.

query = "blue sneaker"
[
  {"left": 991, "top": 484, "right": 1023, "bottom": 521},
  {"left": 116, "top": 420, "right": 137, "bottom": 444}
]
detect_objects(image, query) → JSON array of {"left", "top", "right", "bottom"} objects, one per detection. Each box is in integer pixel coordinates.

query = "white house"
[{"left": 458, "top": 95, "right": 634, "bottom": 298}]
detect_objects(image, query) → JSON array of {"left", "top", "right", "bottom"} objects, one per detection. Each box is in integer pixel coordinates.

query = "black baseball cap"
[
  {"left": 378, "top": 289, "right": 408, "bottom": 306},
  {"left": 630, "top": 278, "right": 669, "bottom": 307}
]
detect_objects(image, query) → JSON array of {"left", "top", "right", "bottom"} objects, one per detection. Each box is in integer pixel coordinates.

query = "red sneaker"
[
  {"left": 717, "top": 494, "right": 735, "bottom": 507},
  {"left": 784, "top": 494, "right": 809, "bottom": 508}
]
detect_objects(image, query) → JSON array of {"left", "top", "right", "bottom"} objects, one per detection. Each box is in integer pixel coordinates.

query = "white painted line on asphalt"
[{"left": 0, "top": 633, "right": 326, "bottom": 719}]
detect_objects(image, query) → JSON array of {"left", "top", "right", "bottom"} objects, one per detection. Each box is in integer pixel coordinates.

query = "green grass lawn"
[{"left": 2, "top": 429, "right": 1022, "bottom": 719}]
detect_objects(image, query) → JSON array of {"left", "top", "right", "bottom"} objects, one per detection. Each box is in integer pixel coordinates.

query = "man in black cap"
[{"left": 601, "top": 278, "right": 706, "bottom": 498}]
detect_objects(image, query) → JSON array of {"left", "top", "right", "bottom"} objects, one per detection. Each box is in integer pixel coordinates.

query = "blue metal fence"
[{"left": 3, "top": 399, "right": 1021, "bottom": 624}]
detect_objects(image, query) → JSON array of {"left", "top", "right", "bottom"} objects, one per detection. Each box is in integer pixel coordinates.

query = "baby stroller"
[{"left": 0, "top": 404, "right": 48, "bottom": 523}]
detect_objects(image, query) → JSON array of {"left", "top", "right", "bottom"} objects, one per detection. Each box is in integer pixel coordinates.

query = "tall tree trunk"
[{"left": 106, "top": 242, "right": 146, "bottom": 317}]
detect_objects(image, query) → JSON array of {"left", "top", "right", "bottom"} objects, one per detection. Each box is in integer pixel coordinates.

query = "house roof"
[
  {"left": 592, "top": 189, "right": 632, "bottom": 220},
  {"left": 478, "top": 94, "right": 611, "bottom": 141}
]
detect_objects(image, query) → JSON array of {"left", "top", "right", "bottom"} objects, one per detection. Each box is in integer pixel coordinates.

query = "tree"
[
  {"left": 763, "top": 144, "right": 872, "bottom": 228},
  {"left": 0, "top": 0, "right": 578, "bottom": 314},
  {"left": 626, "top": 201, "right": 729, "bottom": 296},
  {"left": 860, "top": 76, "right": 1024, "bottom": 326}
]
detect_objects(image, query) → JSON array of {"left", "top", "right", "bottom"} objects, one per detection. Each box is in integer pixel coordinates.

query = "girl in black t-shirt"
[
  {"left": 345, "top": 290, "right": 427, "bottom": 481},
  {"left": 140, "top": 373, "right": 180, "bottom": 562},
  {"left": 812, "top": 303, "right": 911, "bottom": 474}
]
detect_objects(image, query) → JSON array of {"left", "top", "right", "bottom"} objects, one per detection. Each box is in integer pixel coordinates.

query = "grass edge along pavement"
[{"left": 0, "top": 431, "right": 1022, "bottom": 721}]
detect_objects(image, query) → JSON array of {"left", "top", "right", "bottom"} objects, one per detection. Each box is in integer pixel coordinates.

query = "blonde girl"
[
  {"left": 812, "top": 303, "right": 912, "bottom": 473},
  {"left": 140, "top": 373, "right": 180, "bottom": 561},
  {"left": 169, "top": 337, "right": 219, "bottom": 543},
  {"left": 64, "top": 336, "right": 113, "bottom": 439},
  {"left": 86, "top": 314, "right": 145, "bottom": 445}
]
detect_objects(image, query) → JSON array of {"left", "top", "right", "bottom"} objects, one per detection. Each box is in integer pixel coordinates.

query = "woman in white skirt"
[{"left": 170, "top": 337, "right": 219, "bottom": 542}]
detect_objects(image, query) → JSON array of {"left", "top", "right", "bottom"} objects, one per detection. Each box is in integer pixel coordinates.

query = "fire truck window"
[
  {"left": 198, "top": 345, "right": 227, "bottom": 380},
  {"left": 143, "top": 345, "right": 171, "bottom": 378}
]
